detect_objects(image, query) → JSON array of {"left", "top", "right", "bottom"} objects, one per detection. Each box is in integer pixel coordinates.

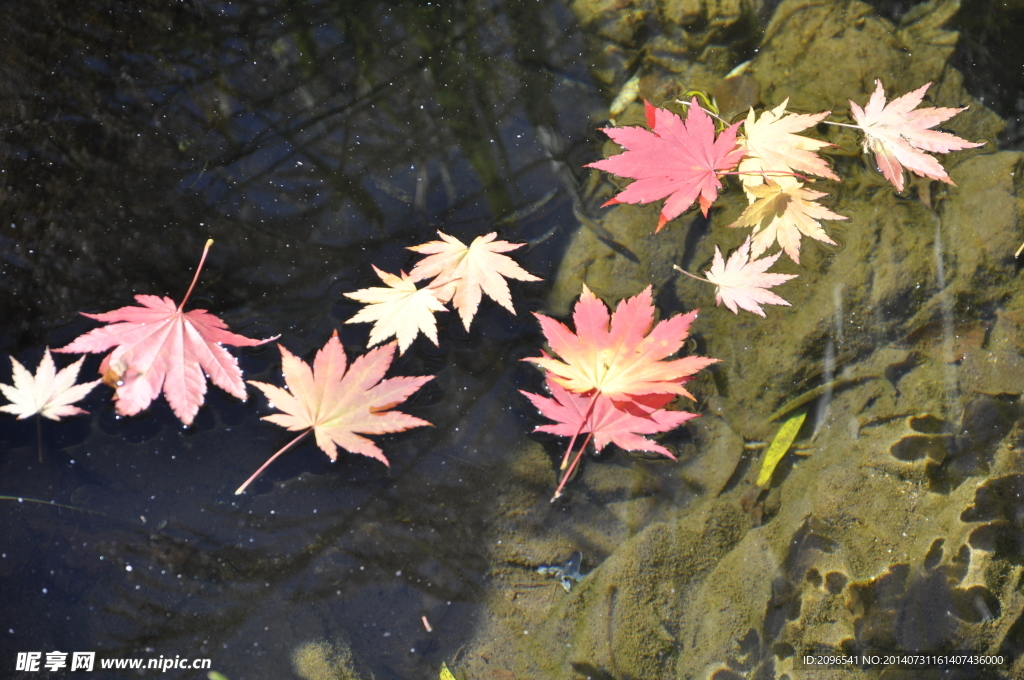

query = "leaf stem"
[
  {"left": 820, "top": 120, "right": 862, "bottom": 131},
  {"left": 559, "top": 392, "right": 598, "bottom": 470},
  {"left": 551, "top": 431, "right": 595, "bottom": 502},
  {"left": 235, "top": 429, "right": 312, "bottom": 495},
  {"left": 673, "top": 264, "right": 710, "bottom": 284},
  {"left": 676, "top": 98, "right": 731, "bottom": 127},
  {"left": 718, "top": 169, "right": 814, "bottom": 183},
  {"left": 178, "top": 238, "right": 215, "bottom": 312},
  {"left": 0, "top": 495, "right": 109, "bottom": 517},
  {"left": 36, "top": 413, "right": 44, "bottom": 464}
]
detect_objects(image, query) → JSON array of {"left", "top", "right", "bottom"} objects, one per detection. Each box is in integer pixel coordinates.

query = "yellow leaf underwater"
[
  {"left": 756, "top": 410, "right": 808, "bottom": 487},
  {"left": 440, "top": 661, "right": 457, "bottom": 680}
]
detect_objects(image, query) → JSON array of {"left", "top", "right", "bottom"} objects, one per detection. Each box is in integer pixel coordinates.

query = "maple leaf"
[
  {"left": 675, "top": 238, "right": 797, "bottom": 317},
  {"left": 0, "top": 349, "right": 101, "bottom": 421},
  {"left": 407, "top": 231, "right": 541, "bottom": 330},
  {"left": 737, "top": 99, "right": 838, "bottom": 189},
  {"left": 728, "top": 180, "right": 847, "bottom": 263},
  {"left": 344, "top": 265, "right": 448, "bottom": 354},
  {"left": 237, "top": 332, "right": 432, "bottom": 494},
  {"left": 55, "top": 240, "right": 277, "bottom": 426},
  {"left": 588, "top": 99, "right": 746, "bottom": 232},
  {"left": 525, "top": 285, "right": 717, "bottom": 400},
  {"left": 849, "top": 80, "right": 983, "bottom": 192},
  {"left": 521, "top": 377, "right": 697, "bottom": 459},
  {"left": 525, "top": 285, "right": 717, "bottom": 500}
]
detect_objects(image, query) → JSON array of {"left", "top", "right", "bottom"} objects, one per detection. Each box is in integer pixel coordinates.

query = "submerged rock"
[{"left": 465, "top": 1, "right": 1024, "bottom": 678}]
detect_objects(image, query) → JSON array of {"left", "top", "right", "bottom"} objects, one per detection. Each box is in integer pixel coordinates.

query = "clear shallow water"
[{"left": 2, "top": 1, "right": 1024, "bottom": 679}]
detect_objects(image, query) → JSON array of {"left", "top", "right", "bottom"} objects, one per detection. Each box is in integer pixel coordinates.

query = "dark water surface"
[
  {"left": 3, "top": 1, "right": 1024, "bottom": 680},
  {"left": 1, "top": 1, "right": 600, "bottom": 678}
]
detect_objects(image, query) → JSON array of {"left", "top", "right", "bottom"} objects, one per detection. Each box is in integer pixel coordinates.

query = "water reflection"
[
  {"left": 0, "top": 0, "right": 597, "bottom": 346},
  {"left": 1, "top": 0, "right": 605, "bottom": 678}
]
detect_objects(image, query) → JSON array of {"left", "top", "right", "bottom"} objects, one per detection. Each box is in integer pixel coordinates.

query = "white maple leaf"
[
  {"left": 676, "top": 238, "right": 797, "bottom": 317},
  {"left": 0, "top": 349, "right": 101, "bottom": 420},
  {"left": 344, "top": 266, "right": 447, "bottom": 354}
]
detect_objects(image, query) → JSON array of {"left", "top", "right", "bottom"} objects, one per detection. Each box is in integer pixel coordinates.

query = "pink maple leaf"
[
  {"left": 521, "top": 377, "right": 697, "bottom": 459},
  {"left": 676, "top": 238, "right": 798, "bottom": 317},
  {"left": 407, "top": 231, "right": 540, "bottom": 330},
  {"left": 55, "top": 240, "right": 277, "bottom": 426},
  {"left": 849, "top": 80, "right": 983, "bottom": 192},
  {"left": 588, "top": 99, "right": 746, "bottom": 232}
]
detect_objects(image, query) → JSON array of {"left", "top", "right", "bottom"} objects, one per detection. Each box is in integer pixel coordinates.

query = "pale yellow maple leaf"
[
  {"left": 737, "top": 99, "right": 838, "bottom": 193},
  {"left": 729, "top": 180, "right": 847, "bottom": 264},
  {"left": 344, "top": 265, "right": 447, "bottom": 354},
  {"left": 408, "top": 231, "right": 541, "bottom": 330},
  {"left": 0, "top": 348, "right": 101, "bottom": 420}
]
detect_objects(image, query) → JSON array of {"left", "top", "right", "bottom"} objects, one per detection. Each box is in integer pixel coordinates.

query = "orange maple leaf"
[
  {"left": 237, "top": 332, "right": 432, "bottom": 494},
  {"left": 524, "top": 285, "right": 716, "bottom": 500},
  {"left": 525, "top": 285, "right": 717, "bottom": 401},
  {"left": 407, "top": 231, "right": 540, "bottom": 330},
  {"left": 729, "top": 180, "right": 847, "bottom": 264}
]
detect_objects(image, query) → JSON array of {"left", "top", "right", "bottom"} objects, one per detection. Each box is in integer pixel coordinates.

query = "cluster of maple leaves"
[
  {"left": 0, "top": 79, "right": 985, "bottom": 500},
  {"left": 591, "top": 80, "right": 982, "bottom": 316}
]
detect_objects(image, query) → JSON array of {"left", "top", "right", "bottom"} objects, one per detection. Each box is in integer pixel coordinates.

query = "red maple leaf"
[
  {"left": 521, "top": 377, "right": 697, "bottom": 459},
  {"left": 55, "top": 240, "right": 277, "bottom": 426},
  {"left": 236, "top": 332, "right": 432, "bottom": 494},
  {"left": 849, "top": 80, "right": 983, "bottom": 192},
  {"left": 588, "top": 99, "right": 746, "bottom": 232}
]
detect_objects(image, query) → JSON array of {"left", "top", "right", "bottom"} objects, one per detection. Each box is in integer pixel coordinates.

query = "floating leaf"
[{"left": 849, "top": 79, "right": 983, "bottom": 192}]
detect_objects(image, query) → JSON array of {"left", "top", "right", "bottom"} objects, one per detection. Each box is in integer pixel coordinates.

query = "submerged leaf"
[{"left": 757, "top": 411, "right": 808, "bottom": 487}]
